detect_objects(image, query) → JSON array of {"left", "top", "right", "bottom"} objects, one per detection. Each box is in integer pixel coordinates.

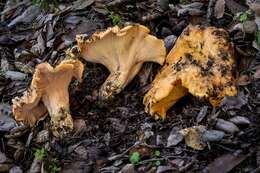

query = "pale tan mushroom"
[
  {"left": 12, "top": 88, "right": 47, "bottom": 127},
  {"left": 12, "top": 59, "right": 84, "bottom": 137},
  {"left": 144, "top": 25, "right": 237, "bottom": 119},
  {"left": 67, "top": 24, "right": 166, "bottom": 99}
]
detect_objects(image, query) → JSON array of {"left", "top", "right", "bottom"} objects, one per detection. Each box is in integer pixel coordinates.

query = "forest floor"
[{"left": 0, "top": 0, "right": 260, "bottom": 173}]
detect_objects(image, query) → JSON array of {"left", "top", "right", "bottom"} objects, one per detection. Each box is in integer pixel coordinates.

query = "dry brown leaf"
[
  {"left": 73, "top": 119, "right": 87, "bottom": 136},
  {"left": 225, "top": 0, "right": 247, "bottom": 14},
  {"left": 254, "top": 67, "right": 260, "bottom": 79},
  {"left": 220, "top": 91, "right": 248, "bottom": 110},
  {"left": 180, "top": 125, "right": 206, "bottom": 150},
  {"left": 214, "top": 0, "right": 226, "bottom": 19},
  {"left": 204, "top": 152, "right": 249, "bottom": 173},
  {"left": 237, "top": 74, "right": 251, "bottom": 86}
]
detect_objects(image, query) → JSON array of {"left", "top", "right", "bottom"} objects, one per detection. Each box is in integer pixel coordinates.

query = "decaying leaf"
[
  {"left": 204, "top": 151, "right": 249, "bottom": 173},
  {"left": 215, "top": 118, "right": 239, "bottom": 134},
  {"left": 71, "top": 0, "right": 95, "bottom": 10},
  {"left": 68, "top": 24, "right": 166, "bottom": 99},
  {"left": 220, "top": 91, "right": 248, "bottom": 110},
  {"left": 196, "top": 106, "right": 208, "bottom": 123},
  {"left": 214, "top": 0, "right": 225, "bottom": 19},
  {"left": 167, "top": 127, "right": 184, "bottom": 147},
  {"left": 202, "top": 130, "right": 225, "bottom": 142},
  {"left": 7, "top": 5, "right": 41, "bottom": 28},
  {"left": 144, "top": 25, "right": 237, "bottom": 119},
  {"left": 225, "top": 0, "right": 247, "bottom": 15},
  {"left": 180, "top": 125, "right": 206, "bottom": 150},
  {"left": 229, "top": 116, "right": 250, "bottom": 125},
  {"left": 0, "top": 151, "right": 7, "bottom": 163},
  {"left": 237, "top": 74, "right": 251, "bottom": 86},
  {"left": 0, "top": 103, "right": 17, "bottom": 131},
  {"left": 73, "top": 119, "right": 87, "bottom": 136},
  {"left": 247, "top": 1, "right": 260, "bottom": 16},
  {"left": 176, "top": 2, "right": 205, "bottom": 16},
  {"left": 254, "top": 66, "right": 260, "bottom": 79},
  {"left": 0, "top": 113, "right": 17, "bottom": 132},
  {"left": 12, "top": 59, "right": 84, "bottom": 137},
  {"left": 120, "top": 164, "right": 135, "bottom": 173}
]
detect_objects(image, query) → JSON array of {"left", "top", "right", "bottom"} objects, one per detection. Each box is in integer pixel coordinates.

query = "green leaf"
[
  {"left": 34, "top": 148, "right": 46, "bottom": 160},
  {"left": 0, "top": 68, "right": 4, "bottom": 76},
  {"left": 256, "top": 31, "right": 260, "bottom": 47},
  {"left": 130, "top": 152, "right": 141, "bottom": 164},
  {"left": 49, "top": 163, "right": 61, "bottom": 173},
  {"left": 154, "top": 150, "right": 160, "bottom": 157},
  {"left": 239, "top": 13, "right": 248, "bottom": 22},
  {"left": 239, "top": 10, "right": 252, "bottom": 22},
  {"left": 108, "top": 11, "right": 122, "bottom": 26},
  {"left": 154, "top": 160, "right": 161, "bottom": 166}
]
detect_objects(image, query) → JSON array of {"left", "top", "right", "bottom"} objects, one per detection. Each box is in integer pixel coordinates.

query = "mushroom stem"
[
  {"left": 50, "top": 109, "right": 73, "bottom": 138},
  {"left": 99, "top": 71, "right": 129, "bottom": 99},
  {"left": 70, "top": 24, "right": 166, "bottom": 99},
  {"left": 41, "top": 84, "right": 73, "bottom": 137},
  {"left": 99, "top": 63, "right": 143, "bottom": 99}
]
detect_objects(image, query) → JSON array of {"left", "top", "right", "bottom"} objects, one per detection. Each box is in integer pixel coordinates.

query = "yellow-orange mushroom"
[
  {"left": 67, "top": 24, "right": 166, "bottom": 99},
  {"left": 144, "top": 25, "right": 237, "bottom": 119}
]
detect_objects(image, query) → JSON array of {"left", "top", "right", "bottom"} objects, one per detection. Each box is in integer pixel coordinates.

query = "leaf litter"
[{"left": 0, "top": 0, "right": 260, "bottom": 172}]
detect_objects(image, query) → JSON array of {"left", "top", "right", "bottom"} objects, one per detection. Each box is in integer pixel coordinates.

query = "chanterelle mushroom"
[
  {"left": 144, "top": 25, "right": 237, "bottom": 119},
  {"left": 67, "top": 24, "right": 166, "bottom": 99},
  {"left": 12, "top": 59, "right": 84, "bottom": 137}
]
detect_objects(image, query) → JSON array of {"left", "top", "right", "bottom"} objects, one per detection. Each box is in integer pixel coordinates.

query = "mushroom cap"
[
  {"left": 12, "top": 88, "right": 47, "bottom": 127},
  {"left": 12, "top": 59, "right": 84, "bottom": 137},
  {"left": 69, "top": 24, "right": 166, "bottom": 99},
  {"left": 144, "top": 25, "right": 237, "bottom": 119}
]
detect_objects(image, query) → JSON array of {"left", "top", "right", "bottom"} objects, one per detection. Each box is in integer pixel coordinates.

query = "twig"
[
  {"left": 1, "top": 138, "right": 5, "bottom": 152},
  {"left": 137, "top": 155, "right": 190, "bottom": 165},
  {"left": 206, "top": 0, "right": 216, "bottom": 24},
  {"left": 107, "top": 0, "right": 132, "bottom": 7},
  {"left": 137, "top": 158, "right": 165, "bottom": 165},
  {"left": 108, "top": 143, "right": 139, "bottom": 161},
  {"left": 179, "top": 158, "right": 196, "bottom": 172},
  {"left": 141, "top": 13, "right": 163, "bottom": 22},
  {"left": 107, "top": 142, "right": 193, "bottom": 163},
  {"left": 136, "top": 155, "right": 196, "bottom": 173},
  {"left": 215, "top": 144, "right": 237, "bottom": 152}
]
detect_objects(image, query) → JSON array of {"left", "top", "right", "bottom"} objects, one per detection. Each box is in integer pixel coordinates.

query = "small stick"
[
  {"left": 141, "top": 13, "right": 162, "bottom": 22},
  {"left": 206, "top": 0, "right": 216, "bottom": 24},
  {"left": 107, "top": 0, "right": 132, "bottom": 7}
]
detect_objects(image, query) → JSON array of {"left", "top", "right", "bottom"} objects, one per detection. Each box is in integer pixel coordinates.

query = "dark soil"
[{"left": 0, "top": 0, "right": 260, "bottom": 173}]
